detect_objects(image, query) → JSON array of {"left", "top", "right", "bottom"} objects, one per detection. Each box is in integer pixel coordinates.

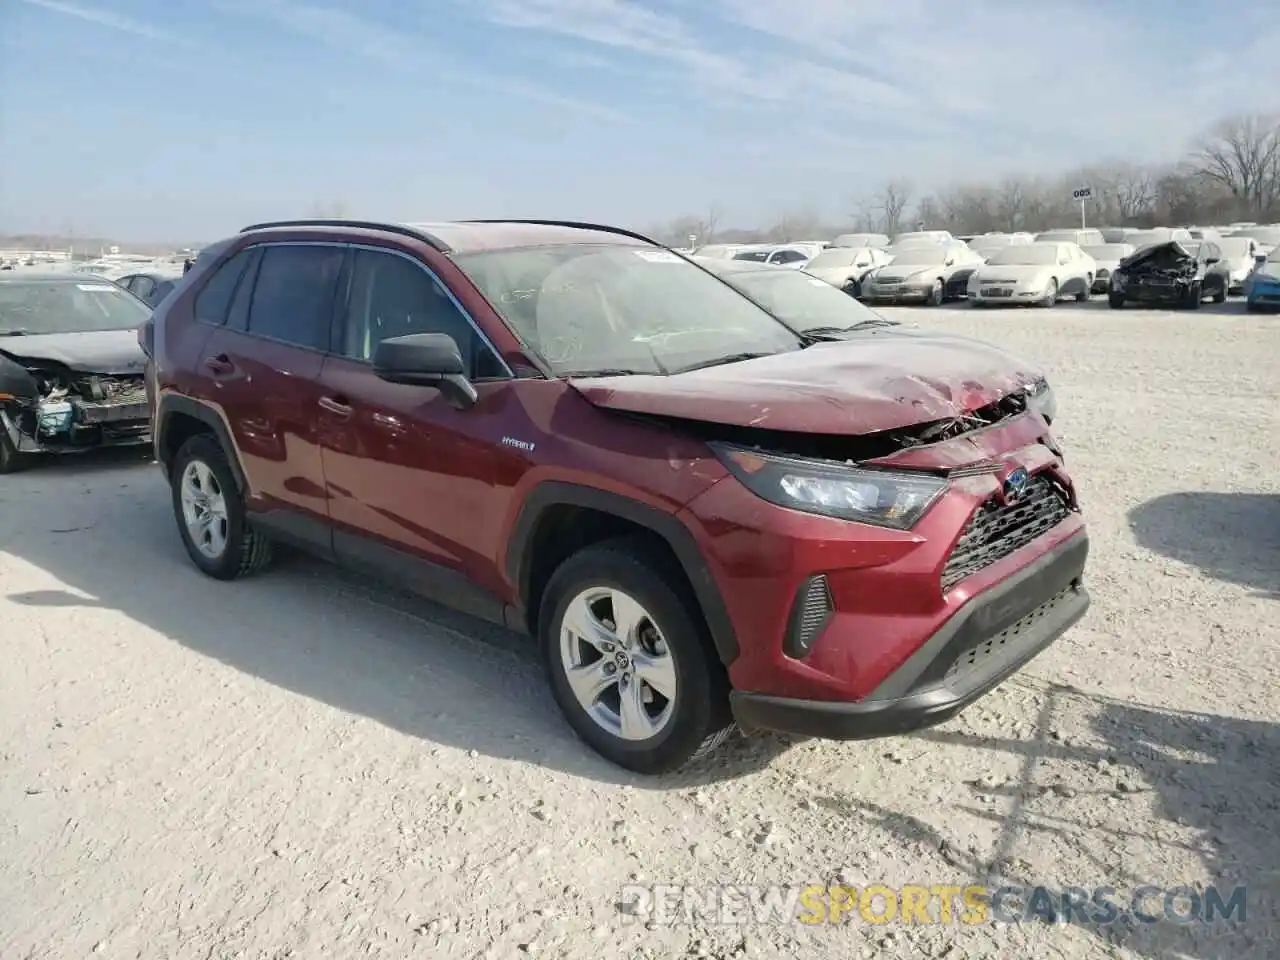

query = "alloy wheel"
[
  {"left": 558, "top": 586, "right": 677, "bottom": 741},
  {"left": 180, "top": 459, "right": 229, "bottom": 559}
]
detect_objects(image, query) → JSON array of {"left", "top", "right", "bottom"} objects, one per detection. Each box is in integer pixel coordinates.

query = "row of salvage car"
[{"left": 693, "top": 224, "right": 1280, "bottom": 311}]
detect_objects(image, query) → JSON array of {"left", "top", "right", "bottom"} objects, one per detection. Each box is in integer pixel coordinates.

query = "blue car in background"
[{"left": 1244, "top": 250, "right": 1280, "bottom": 312}]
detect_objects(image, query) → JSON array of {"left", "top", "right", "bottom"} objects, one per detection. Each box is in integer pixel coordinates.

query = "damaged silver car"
[{"left": 0, "top": 273, "right": 152, "bottom": 473}]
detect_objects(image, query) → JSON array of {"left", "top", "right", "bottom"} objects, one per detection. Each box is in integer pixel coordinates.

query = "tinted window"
[
  {"left": 771, "top": 250, "right": 808, "bottom": 264},
  {"left": 195, "top": 249, "right": 253, "bottom": 325},
  {"left": 341, "top": 249, "right": 504, "bottom": 379},
  {"left": 133, "top": 277, "right": 156, "bottom": 298},
  {"left": 246, "top": 244, "right": 343, "bottom": 350}
]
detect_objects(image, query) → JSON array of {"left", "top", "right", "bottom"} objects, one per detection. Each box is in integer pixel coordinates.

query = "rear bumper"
[{"left": 730, "top": 529, "right": 1090, "bottom": 739}]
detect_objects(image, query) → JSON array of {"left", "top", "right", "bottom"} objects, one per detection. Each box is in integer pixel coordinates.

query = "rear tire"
[
  {"left": 170, "top": 433, "right": 272, "bottom": 580},
  {"left": 1075, "top": 278, "right": 1090, "bottom": 302},
  {"left": 539, "top": 538, "right": 732, "bottom": 774},
  {"left": 0, "top": 424, "right": 32, "bottom": 474}
]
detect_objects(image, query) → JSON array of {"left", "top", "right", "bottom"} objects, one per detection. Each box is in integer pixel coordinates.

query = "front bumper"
[
  {"left": 1247, "top": 281, "right": 1280, "bottom": 307},
  {"left": 862, "top": 283, "right": 934, "bottom": 303},
  {"left": 731, "top": 529, "right": 1090, "bottom": 739}
]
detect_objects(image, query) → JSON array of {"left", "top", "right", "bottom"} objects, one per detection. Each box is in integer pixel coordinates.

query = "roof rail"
[
  {"left": 460, "top": 219, "right": 664, "bottom": 247},
  {"left": 238, "top": 219, "right": 450, "bottom": 251}
]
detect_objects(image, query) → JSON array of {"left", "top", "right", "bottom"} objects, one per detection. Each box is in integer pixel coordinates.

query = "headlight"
[
  {"left": 709, "top": 443, "right": 947, "bottom": 529},
  {"left": 1024, "top": 377, "right": 1056, "bottom": 424}
]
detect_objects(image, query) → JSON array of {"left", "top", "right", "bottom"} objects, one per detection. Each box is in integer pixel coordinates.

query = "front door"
[
  {"left": 194, "top": 241, "right": 346, "bottom": 549},
  {"left": 315, "top": 245, "right": 517, "bottom": 611}
]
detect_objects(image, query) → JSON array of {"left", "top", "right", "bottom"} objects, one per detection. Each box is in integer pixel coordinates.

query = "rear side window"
[
  {"left": 195, "top": 249, "right": 253, "bottom": 325},
  {"left": 246, "top": 244, "right": 344, "bottom": 350}
]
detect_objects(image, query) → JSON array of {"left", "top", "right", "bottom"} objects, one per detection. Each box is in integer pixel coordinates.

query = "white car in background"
[
  {"left": 1216, "top": 236, "right": 1263, "bottom": 292},
  {"left": 890, "top": 229, "right": 954, "bottom": 245},
  {"left": 1187, "top": 227, "right": 1223, "bottom": 241},
  {"left": 1081, "top": 242, "right": 1136, "bottom": 293},
  {"left": 1226, "top": 225, "right": 1280, "bottom": 258},
  {"left": 860, "top": 241, "right": 983, "bottom": 306},
  {"left": 1124, "top": 227, "right": 1194, "bottom": 247},
  {"left": 1035, "top": 228, "right": 1106, "bottom": 247},
  {"left": 690, "top": 243, "right": 754, "bottom": 260},
  {"left": 731, "top": 243, "right": 825, "bottom": 268},
  {"left": 802, "top": 246, "right": 894, "bottom": 295},
  {"left": 831, "top": 232, "right": 890, "bottom": 248},
  {"left": 967, "top": 242, "right": 1095, "bottom": 306}
]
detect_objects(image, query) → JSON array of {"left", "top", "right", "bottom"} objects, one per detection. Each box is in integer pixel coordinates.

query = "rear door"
[
  {"left": 195, "top": 241, "right": 346, "bottom": 549},
  {"left": 316, "top": 244, "right": 518, "bottom": 608}
]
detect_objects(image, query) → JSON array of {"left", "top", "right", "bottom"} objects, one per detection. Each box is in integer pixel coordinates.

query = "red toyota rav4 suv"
[{"left": 141, "top": 219, "right": 1089, "bottom": 774}]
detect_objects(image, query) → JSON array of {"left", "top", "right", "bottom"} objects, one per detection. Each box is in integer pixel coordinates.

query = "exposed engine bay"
[
  {"left": 1120, "top": 242, "right": 1202, "bottom": 284},
  {"left": 0, "top": 355, "right": 150, "bottom": 454}
]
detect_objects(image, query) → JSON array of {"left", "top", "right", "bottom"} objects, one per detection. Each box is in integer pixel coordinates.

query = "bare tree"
[
  {"left": 874, "top": 180, "right": 913, "bottom": 236},
  {"left": 1193, "top": 114, "right": 1280, "bottom": 220}
]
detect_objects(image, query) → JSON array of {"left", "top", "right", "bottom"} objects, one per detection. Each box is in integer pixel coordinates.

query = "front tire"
[
  {"left": 1185, "top": 282, "right": 1202, "bottom": 310},
  {"left": 170, "top": 433, "right": 272, "bottom": 580},
  {"left": 1075, "top": 278, "right": 1090, "bottom": 302},
  {"left": 0, "top": 425, "right": 32, "bottom": 474},
  {"left": 1212, "top": 281, "right": 1227, "bottom": 304},
  {"left": 539, "top": 538, "right": 732, "bottom": 774},
  {"left": 926, "top": 279, "right": 944, "bottom": 306},
  {"left": 1040, "top": 278, "right": 1058, "bottom": 307},
  {"left": 1108, "top": 292, "right": 1125, "bottom": 309}
]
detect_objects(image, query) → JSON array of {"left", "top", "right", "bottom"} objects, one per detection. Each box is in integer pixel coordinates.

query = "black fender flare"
[
  {"left": 505, "top": 481, "right": 740, "bottom": 665},
  {"left": 155, "top": 394, "right": 248, "bottom": 493}
]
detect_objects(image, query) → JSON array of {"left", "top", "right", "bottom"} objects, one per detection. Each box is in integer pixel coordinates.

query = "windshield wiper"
[
  {"left": 670, "top": 351, "right": 777, "bottom": 374},
  {"left": 559, "top": 368, "right": 654, "bottom": 378}
]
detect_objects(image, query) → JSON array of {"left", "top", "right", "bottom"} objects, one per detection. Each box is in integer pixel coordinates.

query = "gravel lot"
[{"left": 2, "top": 301, "right": 1277, "bottom": 960}]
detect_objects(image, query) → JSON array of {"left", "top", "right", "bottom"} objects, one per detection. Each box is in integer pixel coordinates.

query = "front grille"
[
  {"left": 982, "top": 287, "right": 1013, "bottom": 297},
  {"left": 941, "top": 475, "right": 1072, "bottom": 590},
  {"left": 876, "top": 277, "right": 904, "bottom": 285},
  {"left": 942, "top": 584, "right": 1077, "bottom": 682},
  {"left": 783, "top": 575, "right": 834, "bottom": 658}
]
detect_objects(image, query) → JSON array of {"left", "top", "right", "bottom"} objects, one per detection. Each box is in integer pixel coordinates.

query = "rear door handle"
[
  {"left": 318, "top": 396, "right": 353, "bottom": 417},
  {"left": 204, "top": 354, "right": 234, "bottom": 374}
]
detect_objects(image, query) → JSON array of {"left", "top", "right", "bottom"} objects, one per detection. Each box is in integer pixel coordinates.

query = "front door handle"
[{"left": 318, "top": 396, "right": 353, "bottom": 417}]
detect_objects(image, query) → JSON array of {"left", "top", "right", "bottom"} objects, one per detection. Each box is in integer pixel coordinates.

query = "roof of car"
[
  {"left": 0, "top": 272, "right": 117, "bottom": 283},
  {"left": 239, "top": 218, "right": 654, "bottom": 255}
]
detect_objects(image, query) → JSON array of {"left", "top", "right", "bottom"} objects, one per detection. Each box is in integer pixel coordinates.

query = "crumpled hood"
[
  {"left": 569, "top": 334, "right": 1045, "bottom": 435},
  {"left": 0, "top": 329, "right": 147, "bottom": 375},
  {"left": 1119, "top": 241, "right": 1196, "bottom": 274}
]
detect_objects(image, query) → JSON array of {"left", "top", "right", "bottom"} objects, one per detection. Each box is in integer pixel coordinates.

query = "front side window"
[
  {"left": 0, "top": 279, "right": 151, "bottom": 335},
  {"left": 246, "top": 244, "right": 344, "bottom": 350},
  {"left": 453, "top": 244, "right": 802, "bottom": 376},
  {"left": 340, "top": 249, "right": 505, "bottom": 379},
  {"left": 195, "top": 249, "right": 253, "bottom": 325}
]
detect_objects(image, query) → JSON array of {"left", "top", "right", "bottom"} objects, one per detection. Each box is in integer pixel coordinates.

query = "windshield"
[
  {"left": 452, "top": 244, "right": 803, "bottom": 376},
  {"left": 987, "top": 245, "right": 1058, "bottom": 266},
  {"left": 890, "top": 246, "right": 949, "bottom": 266},
  {"left": 0, "top": 280, "right": 151, "bottom": 335},
  {"left": 1082, "top": 244, "right": 1132, "bottom": 259},
  {"left": 1218, "top": 238, "right": 1255, "bottom": 257},
  {"left": 715, "top": 268, "right": 893, "bottom": 334},
  {"left": 806, "top": 249, "right": 862, "bottom": 268}
]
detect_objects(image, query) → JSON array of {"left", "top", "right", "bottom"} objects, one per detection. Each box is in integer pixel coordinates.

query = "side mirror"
[
  {"left": 372, "top": 332, "right": 477, "bottom": 409},
  {"left": 1204, "top": 256, "right": 1220, "bottom": 265},
  {"left": 944, "top": 258, "right": 955, "bottom": 266}
]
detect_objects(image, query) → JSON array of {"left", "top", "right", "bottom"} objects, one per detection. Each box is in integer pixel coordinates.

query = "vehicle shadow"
[
  {"left": 1, "top": 465, "right": 796, "bottom": 788},
  {"left": 1128, "top": 492, "right": 1280, "bottom": 599},
  {"left": 814, "top": 683, "right": 1278, "bottom": 959}
]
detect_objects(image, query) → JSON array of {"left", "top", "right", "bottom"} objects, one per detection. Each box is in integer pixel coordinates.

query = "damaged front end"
[
  {"left": 1112, "top": 242, "right": 1203, "bottom": 303},
  {"left": 0, "top": 357, "right": 151, "bottom": 457}
]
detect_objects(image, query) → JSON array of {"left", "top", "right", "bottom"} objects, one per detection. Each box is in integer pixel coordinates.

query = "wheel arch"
[
  {"left": 156, "top": 395, "right": 247, "bottom": 492},
  {"left": 506, "top": 482, "right": 740, "bottom": 665}
]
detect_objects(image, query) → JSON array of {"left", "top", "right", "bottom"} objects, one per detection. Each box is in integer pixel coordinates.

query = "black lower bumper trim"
[{"left": 730, "top": 530, "right": 1090, "bottom": 740}]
